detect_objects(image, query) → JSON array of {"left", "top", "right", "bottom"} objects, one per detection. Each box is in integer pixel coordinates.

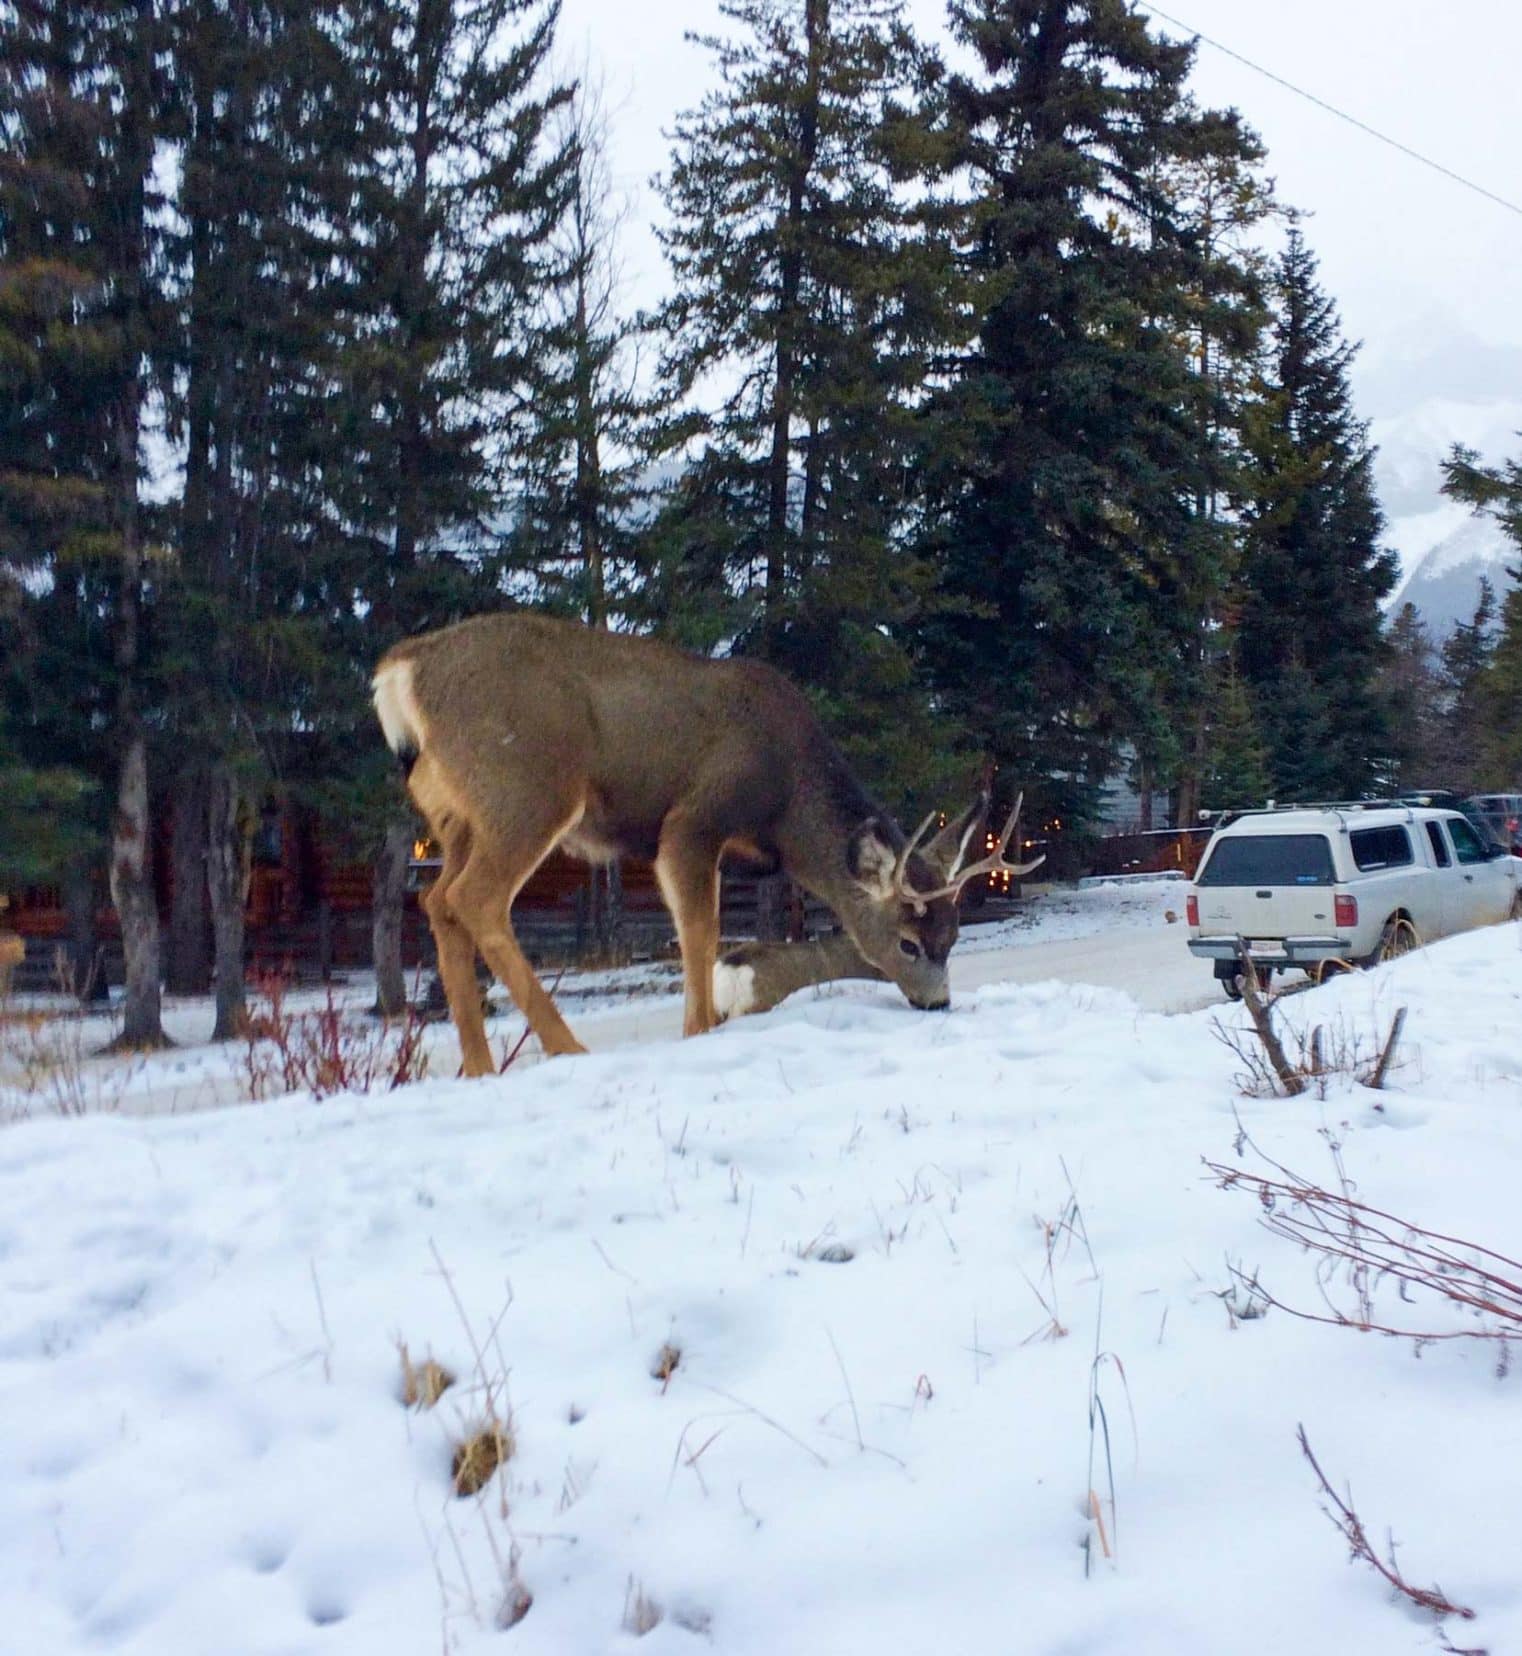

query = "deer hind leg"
[
  {"left": 655, "top": 825, "right": 723, "bottom": 1037},
  {"left": 421, "top": 823, "right": 496, "bottom": 1080},
  {"left": 447, "top": 832, "right": 588, "bottom": 1061}
]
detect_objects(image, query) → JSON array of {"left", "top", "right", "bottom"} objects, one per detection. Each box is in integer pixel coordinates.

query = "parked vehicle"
[
  {"left": 1186, "top": 802, "right": 1521, "bottom": 998},
  {"left": 1467, "top": 792, "right": 1522, "bottom": 855},
  {"left": 1397, "top": 789, "right": 1522, "bottom": 854}
]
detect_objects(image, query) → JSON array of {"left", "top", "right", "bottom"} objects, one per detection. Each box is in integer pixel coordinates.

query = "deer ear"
[{"left": 846, "top": 818, "right": 898, "bottom": 899}]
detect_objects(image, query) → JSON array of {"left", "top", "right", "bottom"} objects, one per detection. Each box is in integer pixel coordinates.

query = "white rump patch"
[
  {"left": 372, "top": 659, "right": 423, "bottom": 756},
  {"left": 712, "top": 962, "right": 757, "bottom": 1021}
]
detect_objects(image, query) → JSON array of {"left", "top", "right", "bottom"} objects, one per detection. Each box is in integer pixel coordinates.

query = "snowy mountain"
[{"left": 1370, "top": 395, "right": 1520, "bottom": 637}]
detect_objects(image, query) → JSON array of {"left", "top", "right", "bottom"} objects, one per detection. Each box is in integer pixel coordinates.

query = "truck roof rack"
[
  {"left": 1228, "top": 798, "right": 1418, "bottom": 818},
  {"left": 1214, "top": 798, "right": 1428, "bottom": 832}
]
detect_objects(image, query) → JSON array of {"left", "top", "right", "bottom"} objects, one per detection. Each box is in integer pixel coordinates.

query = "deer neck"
[{"left": 777, "top": 751, "right": 900, "bottom": 937}]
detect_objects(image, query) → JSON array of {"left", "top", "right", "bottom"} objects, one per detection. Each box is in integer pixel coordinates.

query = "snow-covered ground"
[{"left": 3, "top": 913, "right": 1521, "bottom": 1655}]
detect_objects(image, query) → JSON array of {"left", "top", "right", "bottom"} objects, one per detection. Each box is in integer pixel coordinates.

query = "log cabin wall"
[{"left": 1, "top": 795, "right": 831, "bottom": 989}]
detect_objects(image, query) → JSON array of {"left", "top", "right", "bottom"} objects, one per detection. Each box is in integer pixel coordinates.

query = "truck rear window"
[{"left": 1196, "top": 834, "right": 1335, "bottom": 887}]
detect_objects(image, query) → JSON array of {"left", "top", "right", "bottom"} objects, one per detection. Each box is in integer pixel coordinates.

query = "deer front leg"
[{"left": 655, "top": 831, "right": 722, "bottom": 1037}]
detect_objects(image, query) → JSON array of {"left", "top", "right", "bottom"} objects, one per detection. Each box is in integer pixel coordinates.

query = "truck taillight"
[
  {"left": 1334, "top": 893, "right": 1357, "bottom": 929},
  {"left": 1186, "top": 893, "right": 1199, "bottom": 927}
]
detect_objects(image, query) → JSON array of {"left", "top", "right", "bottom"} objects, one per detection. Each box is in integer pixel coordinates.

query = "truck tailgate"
[{"left": 1193, "top": 831, "right": 1339, "bottom": 942}]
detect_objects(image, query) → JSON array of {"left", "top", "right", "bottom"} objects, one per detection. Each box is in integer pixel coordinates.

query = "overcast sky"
[{"left": 554, "top": 0, "right": 1522, "bottom": 422}]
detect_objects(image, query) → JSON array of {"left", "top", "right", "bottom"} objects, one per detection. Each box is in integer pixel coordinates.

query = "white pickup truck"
[{"left": 1186, "top": 803, "right": 1521, "bottom": 998}]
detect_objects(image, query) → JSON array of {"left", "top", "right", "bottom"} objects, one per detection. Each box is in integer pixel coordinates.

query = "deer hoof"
[{"left": 712, "top": 962, "right": 757, "bottom": 1021}]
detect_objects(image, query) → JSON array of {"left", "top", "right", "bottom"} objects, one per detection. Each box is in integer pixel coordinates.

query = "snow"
[
  {"left": 3, "top": 916, "right": 1521, "bottom": 1654},
  {"left": 956, "top": 876, "right": 1185, "bottom": 953}
]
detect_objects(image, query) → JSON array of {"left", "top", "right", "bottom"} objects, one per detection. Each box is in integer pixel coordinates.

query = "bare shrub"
[
  {"left": 1208, "top": 1147, "right": 1522, "bottom": 1351},
  {"left": 420, "top": 1244, "right": 531, "bottom": 1634},
  {"left": 0, "top": 956, "right": 132, "bottom": 1119},
  {"left": 241, "top": 969, "right": 429, "bottom": 1101},
  {"left": 1213, "top": 996, "right": 1407, "bottom": 1099},
  {"left": 1298, "top": 1426, "right": 1481, "bottom": 1633}
]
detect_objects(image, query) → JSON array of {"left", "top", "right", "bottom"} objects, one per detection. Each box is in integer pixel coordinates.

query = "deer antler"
[{"left": 893, "top": 793, "right": 1046, "bottom": 914}]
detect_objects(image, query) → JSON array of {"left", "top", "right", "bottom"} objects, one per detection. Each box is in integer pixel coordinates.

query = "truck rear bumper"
[{"left": 1188, "top": 935, "right": 1351, "bottom": 966}]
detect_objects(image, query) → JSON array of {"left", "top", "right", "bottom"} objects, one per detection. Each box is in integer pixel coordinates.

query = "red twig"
[
  {"left": 1297, "top": 1426, "right": 1480, "bottom": 1629},
  {"left": 1207, "top": 1159, "right": 1522, "bottom": 1345}
]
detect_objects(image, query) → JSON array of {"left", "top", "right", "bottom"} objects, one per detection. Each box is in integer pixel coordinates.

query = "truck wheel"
[
  {"left": 1369, "top": 916, "right": 1419, "bottom": 966},
  {"left": 1313, "top": 957, "right": 1354, "bottom": 985},
  {"left": 1221, "top": 971, "right": 1244, "bottom": 1001}
]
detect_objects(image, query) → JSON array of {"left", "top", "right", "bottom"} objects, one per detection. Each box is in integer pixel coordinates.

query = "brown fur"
[{"left": 374, "top": 613, "right": 983, "bottom": 1076}]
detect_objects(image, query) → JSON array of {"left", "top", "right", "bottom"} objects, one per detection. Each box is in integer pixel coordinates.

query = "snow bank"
[{"left": 2, "top": 923, "right": 1520, "bottom": 1654}]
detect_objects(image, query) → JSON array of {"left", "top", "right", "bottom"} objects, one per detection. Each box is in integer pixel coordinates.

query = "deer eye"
[{"left": 899, "top": 938, "right": 922, "bottom": 960}]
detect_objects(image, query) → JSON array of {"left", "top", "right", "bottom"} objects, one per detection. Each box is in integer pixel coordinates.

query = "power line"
[{"left": 1140, "top": 3, "right": 1522, "bottom": 221}]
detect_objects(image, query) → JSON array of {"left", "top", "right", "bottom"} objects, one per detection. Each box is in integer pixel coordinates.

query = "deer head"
[{"left": 835, "top": 792, "right": 1045, "bottom": 1010}]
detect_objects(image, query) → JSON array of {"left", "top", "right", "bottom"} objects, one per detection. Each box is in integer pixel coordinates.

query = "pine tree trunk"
[
  {"left": 108, "top": 730, "right": 168, "bottom": 1049},
  {"left": 755, "top": 873, "right": 787, "bottom": 943},
  {"left": 761, "top": 0, "right": 825, "bottom": 649},
  {"left": 371, "top": 817, "right": 412, "bottom": 1016},
  {"left": 166, "top": 766, "right": 211, "bottom": 994},
  {"left": 102, "top": 0, "right": 166, "bottom": 1054},
  {"left": 62, "top": 861, "right": 105, "bottom": 1003},
  {"left": 601, "top": 863, "right": 624, "bottom": 960},
  {"left": 206, "top": 766, "right": 248, "bottom": 1040}
]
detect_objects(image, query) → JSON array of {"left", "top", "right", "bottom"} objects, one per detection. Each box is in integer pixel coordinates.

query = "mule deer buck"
[{"left": 373, "top": 613, "right": 1041, "bottom": 1077}]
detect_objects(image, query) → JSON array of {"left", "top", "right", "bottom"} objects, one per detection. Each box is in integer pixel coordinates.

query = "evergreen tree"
[
  {"left": 1476, "top": 576, "right": 1522, "bottom": 786},
  {"left": 654, "top": 0, "right": 959, "bottom": 804},
  {"left": 332, "top": 0, "right": 573, "bottom": 1011},
  {"left": 917, "top": 0, "right": 1263, "bottom": 823},
  {"left": 1150, "top": 114, "right": 1276, "bottom": 826},
  {"left": 1377, "top": 601, "right": 1443, "bottom": 790},
  {"left": 1236, "top": 224, "right": 1397, "bottom": 800},
  {"left": 1198, "top": 659, "right": 1269, "bottom": 813},
  {"left": 513, "top": 68, "right": 652, "bottom": 630},
  {"left": 1434, "top": 578, "right": 1496, "bottom": 791},
  {"left": 0, "top": 0, "right": 170, "bottom": 1039},
  {"left": 166, "top": 0, "right": 361, "bottom": 1037},
  {"left": 1442, "top": 443, "right": 1522, "bottom": 786}
]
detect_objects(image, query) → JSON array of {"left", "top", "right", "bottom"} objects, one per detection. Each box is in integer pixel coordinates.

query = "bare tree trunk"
[
  {"left": 755, "top": 873, "right": 787, "bottom": 943},
  {"left": 166, "top": 766, "right": 211, "bottom": 994},
  {"left": 601, "top": 863, "right": 624, "bottom": 959},
  {"left": 1137, "top": 761, "right": 1155, "bottom": 833},
  {"left": 108, "top": 732, "right": 168, "bottom": 1049},
  {"left": 371, "top": 816, "right": 412, "bottom": 1016},
  {"left": 206, "top": 766, "right": 248, "bottom": 1040},
  {"left": 62, "top": 861, "right": 106, "bottom": 1003},
  {"left": 101, "top": 1, "right": 166, "bottom": 1053},
  {"left": 761, "top": 0, "right": 824, "bottom": 649},
  {"left": 1176, "top": 706, "right": 1206, "bottom": 829}
]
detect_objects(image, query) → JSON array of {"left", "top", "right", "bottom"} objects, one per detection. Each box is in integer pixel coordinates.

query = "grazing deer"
[{"left": 372, "top": 613, "right": 1041, "bottom": 1076}]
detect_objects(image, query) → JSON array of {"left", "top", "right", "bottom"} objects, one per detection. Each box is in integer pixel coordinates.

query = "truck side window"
[
  {"left": 1447, "top": 818, "right": 1487, "bottom": 865},
  {"left": 1350, "top": 825, "right": 1413, "bottom": 871},
  {"left": 1425, "top": 821, "right": 1450, "bottom": 867}
]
